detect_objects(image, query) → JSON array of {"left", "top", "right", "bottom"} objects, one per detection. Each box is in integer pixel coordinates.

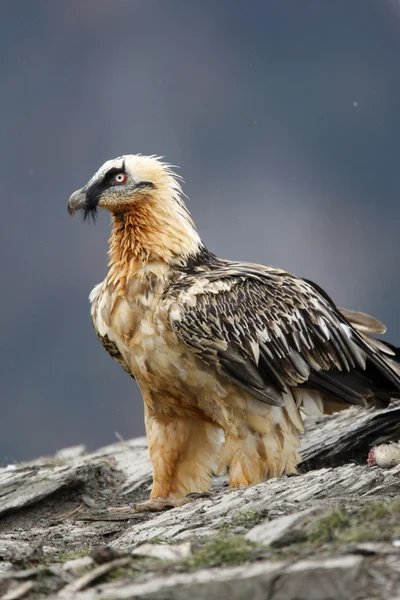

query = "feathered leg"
[
  {"left": 131, "top": 409, "right": 221, "bottom": 511},
  {"left": 219, "top": 393, "right": 303, "bottom": 487},
  {"left": 219, "top": 432, "right": 268, "bottom": 486},
  {"left": 221, "top": 427, "right": 301, "bottom": 487}
]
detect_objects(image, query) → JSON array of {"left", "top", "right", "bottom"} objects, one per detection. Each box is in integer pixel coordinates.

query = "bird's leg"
[
  {"left": 220, "top": 433, "right": 268, "bottom": 487},
  {"left": 217, "top": 400, "right": 302, "bottom": 487},
  {"left": 130, "top": 412, "right": 221, "bottom": 513},
  {"left": 221, "top": 427, "right": 301, "bottom": 488}
]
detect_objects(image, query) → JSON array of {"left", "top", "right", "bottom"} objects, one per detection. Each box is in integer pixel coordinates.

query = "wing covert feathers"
[{"left": 170, "top": 261, "right": 400, "bottom": 411}]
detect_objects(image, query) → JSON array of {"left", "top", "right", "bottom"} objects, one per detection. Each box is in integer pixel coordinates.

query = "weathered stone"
[
  {"left": 1, "top": 580, "right": 35, "bottom": 600},
  {"left": 51, "top": 555, "right": 364, "bottom": 600},
  {"left": 0, "top": 405, "right": 400, "bottom": 599},
  {"left": 347, "top": 542, "right": 400, "bottom": 556},
  {"left": 53, "top": 560, "right": 286, "bottom": 599},
  {"left": 80, "top": 495, "right": 96, "bottom": 508},
  {"left": 0, "top": 563, "right": 13, "bottom": 576},
  {"left": 55, "top": 445, "right": 87, "bottom": 461},
  {"left": 0, "top": 539, "right": 43, "bottom": 565},
  {"left": 62, "top": 556, "right": 94, "bottom": 575},
  {"left": 57, "top": 557, "right": 131, "bottom": 598},
  {"left": 245, "top": 508, "right": 316, "bottom": 547},
  {"left": 0, "top": 439, "right": 152, "bottom": 519},
  {"left": 272, "top": 556, "right": 364, "bottom": 600},
  {"left": 112, "top": 462, "right": 400, "bottom": 548},
  {"left": 0, "top": 464, "right": 104, "bottom": 519},
  {"left": 90, "top": 545, "right": 120, "bottom": 564},
  {"left": 132, "top": 542, "right": 192, "bottom": 561}
]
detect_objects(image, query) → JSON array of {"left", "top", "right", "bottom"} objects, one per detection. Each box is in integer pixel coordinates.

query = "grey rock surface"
[
  {"left": 49, "top": 555, "right": 364, "bottom": 600},
  {"left": 245, "top": 508, "right": 317, "bottom": 546},
  {"left": 0, "top": 405, "right": 399, "bottom": 599}
]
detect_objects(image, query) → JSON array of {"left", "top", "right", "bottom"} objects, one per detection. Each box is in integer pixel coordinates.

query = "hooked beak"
[{"left": 67, "top": 189, "right": 86, "bottom": 217}]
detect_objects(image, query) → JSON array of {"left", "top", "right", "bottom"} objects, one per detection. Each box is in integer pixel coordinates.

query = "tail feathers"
[
  {"left": 375, "top": 340, "right": 400, "bottom": 363},
  {"left": 371, "top": 340, "right": 400, "bottom": 384},
  {"left": 340, "top": 307, "right": 400, "bottom": 404},
  {"left": 362, "top": 334, "right": 395, "bottom": 356},
  {"left": 338, "top": 308, "right": 386, "bottom": 334},
  {"left": 287, "top": 308, "right": 400, "bottom": 416}
]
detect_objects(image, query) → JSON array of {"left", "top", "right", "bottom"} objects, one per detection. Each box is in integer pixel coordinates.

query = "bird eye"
[{"left": 114, "top": 172, "right": 127, "bottom": 184}]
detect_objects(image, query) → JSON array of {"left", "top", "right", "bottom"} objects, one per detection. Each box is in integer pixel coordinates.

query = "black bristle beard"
[{"left": 83, "top": 205, "right": 98, "bottom": 223}]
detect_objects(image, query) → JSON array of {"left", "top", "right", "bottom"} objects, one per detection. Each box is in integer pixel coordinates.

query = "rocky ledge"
[{"left": 0, "top": 404, "right": 399, "bottom": 600}]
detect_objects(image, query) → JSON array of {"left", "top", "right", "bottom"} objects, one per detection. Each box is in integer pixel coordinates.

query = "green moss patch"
[
  {"left": 183, "top": 536, "right": 259, "bottom": 570},
  {"left": 214, "top": 508, "right": 269, "bottom": 532},
  {"left": 55, "top": 545, "right": 92, "bottom": 563},
  {"left": 307, "top": 500, "right": 400, "bottom": 546}
]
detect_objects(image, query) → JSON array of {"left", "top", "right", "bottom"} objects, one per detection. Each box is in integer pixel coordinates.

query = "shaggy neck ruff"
[{"left": 106, "top": 198, "right": 201, "bottom": 288}]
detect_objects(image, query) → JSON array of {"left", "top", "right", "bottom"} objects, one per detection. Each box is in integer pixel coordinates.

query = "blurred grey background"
[{"left": 1, "top": 0, "right": 400, "bottom": 463}]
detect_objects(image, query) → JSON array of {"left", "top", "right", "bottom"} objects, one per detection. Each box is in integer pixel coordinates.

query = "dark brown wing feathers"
[{"left": 170, "top": 261, "right": 400, "bottom": 409}]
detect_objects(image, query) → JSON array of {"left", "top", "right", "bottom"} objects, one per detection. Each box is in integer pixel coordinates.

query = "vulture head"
[
  {"left": 68, "top": 154, "right": 201, "bottom": 263},
  {"left": 67, "top": 155, "right": 183, "bottom": 221}
]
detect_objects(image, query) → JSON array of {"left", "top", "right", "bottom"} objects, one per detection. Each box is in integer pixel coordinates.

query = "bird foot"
[
  {"left": 106, "top": 492, "right": 213, "bottom": 515},
  {"left": 129, "top": 498, "right": 185, "bottom": 512},
  {"left": 130, "top": 492, "right": 213, "bottom": 512}
]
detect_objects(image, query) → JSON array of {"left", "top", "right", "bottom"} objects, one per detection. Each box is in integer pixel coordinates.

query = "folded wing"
[{"left": 169, "top": 264, "right": 400, "bottom": 409}]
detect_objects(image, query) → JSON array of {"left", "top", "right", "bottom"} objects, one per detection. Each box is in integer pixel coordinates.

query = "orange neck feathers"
[{"left": 107, "top": 198, "right": 201, "bottom": 288}]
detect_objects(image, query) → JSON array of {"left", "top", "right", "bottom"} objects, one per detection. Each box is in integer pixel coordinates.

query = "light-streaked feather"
[{"left": 338, "top": 307, "right": 387, "bottom": 334}]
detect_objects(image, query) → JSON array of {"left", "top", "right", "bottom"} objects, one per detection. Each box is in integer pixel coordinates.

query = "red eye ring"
[{"left": 114, "top": 172, "right": 127, "bottom": 184}]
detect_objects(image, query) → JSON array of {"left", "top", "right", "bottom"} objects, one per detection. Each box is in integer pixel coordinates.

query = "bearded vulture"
[{"left": 68, "top": 155, "right": 400, "bottom": 511}]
